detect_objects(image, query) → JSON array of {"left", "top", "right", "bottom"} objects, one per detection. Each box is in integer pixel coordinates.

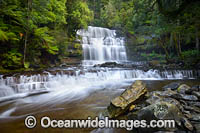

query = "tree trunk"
[
  {"left": 174, "top": 33, "right": 183, "bottom": 60},
  {"left": 196, "top": 27, "right": 199, "bottom": 50},
  {"left": 170, "top": 32, "right": 173, "bottom": 53},
  {"left": 158, "top": 37, "right": 169, "bottom": 62},
  {"left": 23, "top": 0, "right": 32, "bottom": 67},
  {"left": 23, "top": 33, "right": 28, "bottom": 66},
  {"left": 178, "top": 33, "right": 182, "bottom": 54}
]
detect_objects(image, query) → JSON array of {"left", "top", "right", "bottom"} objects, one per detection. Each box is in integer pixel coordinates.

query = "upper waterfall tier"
[{"left": 77, "top": 26, "right": 127, "bottom": 66}]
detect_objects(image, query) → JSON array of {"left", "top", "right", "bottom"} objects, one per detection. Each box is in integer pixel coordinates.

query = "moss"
[
  {"left": 136, "top": 36, "right": 146, "bottom": 44},
  {"left": 0, "top": 68, "right": 33, "bottom": 74}
]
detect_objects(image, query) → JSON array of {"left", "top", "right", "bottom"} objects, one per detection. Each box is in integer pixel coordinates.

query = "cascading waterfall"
[
  {"left": 0, "top": 69, "right": 199, "bottom": 100},
  {"left": 0, "top": 26, "right": 199, "bottom": 104},
  {"left": 77, "top": 26, "right": 127, "bottom": 66}
]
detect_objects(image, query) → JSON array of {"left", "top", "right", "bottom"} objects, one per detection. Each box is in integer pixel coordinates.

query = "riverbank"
[
  {"left": 107, "top": 80, "right": 200, "bottom": 132},
  {"left": 0, "top": 57, "right": 82, "bottom": 75},
  {"left": 0, "top": 79, "right": 200, "bottom": 133}
]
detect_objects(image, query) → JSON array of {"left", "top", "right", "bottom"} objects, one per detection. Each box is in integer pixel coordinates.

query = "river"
[{"left": 0, "top": 26, "right": 199, "bottom": 133}]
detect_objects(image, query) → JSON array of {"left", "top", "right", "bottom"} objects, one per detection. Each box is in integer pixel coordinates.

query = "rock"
[
  {"left": 146, "top": 92, "right": 163, "bottom": 104},
  {"left": 194, "top": 124, "right": 200, "bottom": 133},
  {"left": 192, "top": 91, "right": 200, "bottom": 99},
  {"left": 94, "top": 62, "right": 123, "bottom": 67},
  {"left": 171, "top": 93, "right": 198, "bottom": 101},
  {"left": 191, "top": 85, "right": 200, "bottom": 91},
  {"left": 107, "top": 80, "right": 147, "bottom": 118},
  {"left": 185, "top": 85, "right": 200, "bottom": 94},
  {"left": 149, "top": 60, "right": 160, "bottom": 67},
  {"left": 152, "top": 89, "right": 177, "bottom": 97},
  {"left": 163, "top": 82, "right": 181, "bottom": 90},
  {"left": 146, "top": 92, "right": 181, "bottom": 107},
  {"left": 181, "top": 117, "right": 194, "bottom": 131},
  {"left": 177, "top": 84, "right": 191, "bottom": 94},
  {"left": 137, "top": 102, "right": 193, "bottom": 131},
  {"left": 187, "top": 101, "right": 200, "bottom": 108},
  {"left": 146, "top": 90, "right": 186, "bottom": 112},
  {"left": 183, "top": 105, "right": 200, "bottom": 113},
  {"left": 189, "top": 114, "right": 200, "bottom": 122},
  {"left": 129, "top": 105, "right": 136, "bottom": 111}
]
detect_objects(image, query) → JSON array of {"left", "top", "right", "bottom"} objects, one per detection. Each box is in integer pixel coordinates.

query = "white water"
[
  {"left": 77, "top": 26, "right": 127, "bottom": 66},
  {"left": 0, "top": 26, "right": 199, "bottom": 118},
  {"left": 0, "top": 69, "right": 199, "bottom": 102}
]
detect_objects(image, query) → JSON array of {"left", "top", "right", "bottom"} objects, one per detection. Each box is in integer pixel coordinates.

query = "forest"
[
  {"left": 0, "top": 0, "right": 200, "bottom": 70},
  {"left": 1, "top": 1, "right": 200, "bottom": 132}
]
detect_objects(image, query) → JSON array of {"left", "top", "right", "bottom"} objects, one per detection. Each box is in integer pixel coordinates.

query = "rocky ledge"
[
  {"left": 106, "top": 80, "right": 200, "bottom": 132},
  {"left": 93, "top": 61, "right": 199, "bottom": 71}
]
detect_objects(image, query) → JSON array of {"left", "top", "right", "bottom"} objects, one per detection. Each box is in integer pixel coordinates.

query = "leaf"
[
  {"left": 0, "top": 29, "right": 8, "bottom": 41},
  {"left": 24, "top": 62, "right": 30, "bottom": 69}
]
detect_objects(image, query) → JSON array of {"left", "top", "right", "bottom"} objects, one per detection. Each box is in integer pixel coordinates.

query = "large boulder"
[
  {"left": 162, "top": 82, "right": 181, "bottom": 90},
  {"left": 136, "top": 102, "right": 193, "bottom": 132},
  {"left": 107, "top": 80, "right": 147, "bottom": 118}
]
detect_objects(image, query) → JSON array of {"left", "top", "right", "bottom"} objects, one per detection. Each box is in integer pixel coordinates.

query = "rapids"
[{"left": 0, "top": 26, "right": 199, "bottom": 133}]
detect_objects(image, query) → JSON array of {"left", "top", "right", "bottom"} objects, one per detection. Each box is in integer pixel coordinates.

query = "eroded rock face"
[{"left": 107, "top": 80, "right": 147, "bottom": 118}]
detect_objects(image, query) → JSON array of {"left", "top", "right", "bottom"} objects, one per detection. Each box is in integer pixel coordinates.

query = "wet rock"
[
  {"left": 192, "top": 91, "right": 200, "bottom": 99},
  {"left": 146, "top": 92, "right": 163, "bottom": 104},
  {"left": 181, "top": 117, "right": 194, "bottom": 131},
  {"left": 183, "top": 105, "right": 200, "bottom": 113},
  {"left": 107, "top": 80, "right": 147, "bottom": 118},
  {"left": 177, "top": 84, "right": 191, "bottom": 94},
  {"left": 94, "top": 62, "right": 123, "bottom": 67},
  {"left": 194, "top": 124, "right": 200, "bottom": 133},
  {"left": 163, "top": 82, "right": 181, "bottom": 90},
  {"left": 189, "top": 114, "right": 200, "bottom": 122},
  {"left": 171, "top": 93, "right": 198, "bottom": 101},
  {"left": 187, "top": 101, "right": 200, "bottom": 108},
  {"left": 191, "top": 85, "right": 200, "bottom": 91},
  {"left": 152, "top": 89, "right": 177, "bottom": 97},
  {"left": 185, "top": 85, "right": 200, "bottom": 94},
  {"left": 137, "top": 102, "right": 193, "bottom": 131},
  {"left": 147, "top": 91, "right": 180, "bottom": 104}
]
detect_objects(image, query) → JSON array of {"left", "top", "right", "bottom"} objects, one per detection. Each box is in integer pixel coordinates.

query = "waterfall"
[
  {"left": 77, "top": 26, "right": 127, "bottom": 66},
  {"left": 0, "top": 26, "right": 199, "bottom": 102},
  {"left": 0, "top": 69, "right": 199, "bottom": 99}
]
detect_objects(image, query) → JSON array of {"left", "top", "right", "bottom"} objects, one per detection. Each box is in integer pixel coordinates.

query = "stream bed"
[
  {"left": 0, "top": 67, "right": 200, "bottom": 133},
  {"left": 0, "top": 26, "right": 200, "bottom": 132}
]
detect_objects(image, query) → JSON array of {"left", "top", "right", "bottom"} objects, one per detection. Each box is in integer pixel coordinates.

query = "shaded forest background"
[{"left": 0, "top": 0, "right": 200, "bottom": 70}]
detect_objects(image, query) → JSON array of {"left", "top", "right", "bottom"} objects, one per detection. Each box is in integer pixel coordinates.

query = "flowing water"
[
  {"left": 77, "top": 26, "right": 127, "bottom": 66},
  {"left": 0, "top": 26, "right": 200, "bottom": 133}
]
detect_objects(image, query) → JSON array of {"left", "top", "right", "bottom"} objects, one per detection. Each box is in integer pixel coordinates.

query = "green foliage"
[
  {"left": 136, "top": 36, "right": 146, "bottom": 44},
  {"left": 0, "top": 29, "right": 8, "bottom": 41},
  {"left": 141, "top": 51, "right": 165, "bottom": 61},
  {"left": 2, "top": 51, "right": 22, "bottom": 69},
  {"left": 24, "top": 62, "right": 30, "bottom": 69},
  {"left": 87, "top": 0, "right": 200, "bottom": 64},
  {"left": 66, "top": 0, "right": 93, "bottom": 36},
  {"left": 182, "top": 50, "right": 199, "bottom": 59},
  {"left": 0, "top": 0, "right": 93, "bottom": 69}
]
